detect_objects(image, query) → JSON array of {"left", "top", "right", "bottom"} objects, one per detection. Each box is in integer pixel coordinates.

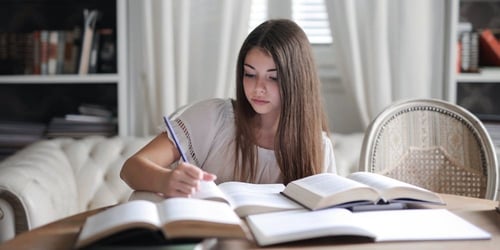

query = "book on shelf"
[
  {"left": 32, "top": 31, "right": 41, "bottom": 75},
  {"left": 97, "top": 28, "right": 116, "bottom": 73},
  {"left": 479, "top": 28, "right": 500, "bottom": 67},
  {"left": 0, "top": 121, "right": 46, "bottom": 147},
  {"left": 130, "top": 181, "right": 303, "bottom": 218},
  {"left": 88, "top": 28, "right": 101, "bottom": 74},
  {"left": 460, "top": 31, "right": 480, "bottom": 73},
  {"left": 131, "top": 172, "right": 444, "bottom": 217},
  {"left": 74, "top": 198, "right": 250, "bottom": 249},
  {"left": 78, "top": 9, "right": 100, "bottom": 75},
  {"left": 78, "top": 103, "right": 113, "bottom": 118},
  {"left": 47, "top": 31, "right": 58, "bottom": 75},
  {"left": 0, "top": 121, "right": 46, "bottom": 159},
  {"left": 46, "top": 116, "right": 117, "bottom": 138},
  {"left": 247, "top": 208, "right": 491, "bottom": 246},
  {"left": 40, "top": 30, "right": 49, "bottom": 75},
  {"left": 64, "top": 114, "right": 114, "bottom": 123},
  {"left": 456, "top": 22, "right": 473, "bottom": 73}
]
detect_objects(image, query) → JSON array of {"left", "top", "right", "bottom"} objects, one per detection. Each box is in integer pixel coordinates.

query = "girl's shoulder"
[
  {"left": 183, "top": 98, "right": 233, "bottom": 118},
  {"left": 174, "top": 98, "right": 234, "bottom": 128}
]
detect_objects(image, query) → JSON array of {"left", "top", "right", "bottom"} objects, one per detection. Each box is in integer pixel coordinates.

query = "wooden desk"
[{"left": 1, "top": 194, "right": 499, "bottom": 250}]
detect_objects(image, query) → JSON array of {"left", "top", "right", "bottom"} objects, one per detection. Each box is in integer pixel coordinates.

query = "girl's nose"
[{"left": 255, "top": 78, "right": 266, "bottom": 94}]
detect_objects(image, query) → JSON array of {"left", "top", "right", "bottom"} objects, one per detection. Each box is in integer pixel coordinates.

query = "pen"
[{"left": 163, "top": 116, "right": 189, "bottom": 163}]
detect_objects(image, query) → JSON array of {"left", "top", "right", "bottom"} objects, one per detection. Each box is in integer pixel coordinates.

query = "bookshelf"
[
  {"left": 0, "top": 0, "right": 128, "bottom": 159},
  {"left": 445, "top": 0, "right": 500, "bottom": 104},
  {"left": 444, "top": 0, "right": 500, "bottom": 198}
]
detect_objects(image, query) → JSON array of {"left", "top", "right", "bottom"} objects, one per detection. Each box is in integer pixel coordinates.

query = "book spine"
[
  {"left": 97, "top": 28, "right": 116, "bottom": 73},
  {"left": 32, "top": 31, "right": 41, "bottom": 75},
  {"left": 88, "top": 30, "right": 101, "bottom": 74},
  {"left": 56, "top": 31, "right": 66, "bottom": 74},
  {"left": 460, "top": 31, "right": 480, "bottom": 73},
  {"left": 0, "top": 33, "right": 7, "bottom": 74},
  {"left": 78, "top": 9, "right": 100, "bottom": 75},
  {"left": 40, "top": 30, "right": 49, "bottom": 75},
  {"left": 63, "top": 30, "right": 74, "bottom": 74},
  {"left": 48, "top": 31, "right": 58, "bottom": 75}
]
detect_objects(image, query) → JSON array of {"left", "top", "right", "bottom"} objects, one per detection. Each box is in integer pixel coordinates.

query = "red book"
[
  {"left": 479, "top": 29, "right": 500, "bottom": 66},
  {"left": 32, "top": 31, "right": 41, "bottom": 75}
]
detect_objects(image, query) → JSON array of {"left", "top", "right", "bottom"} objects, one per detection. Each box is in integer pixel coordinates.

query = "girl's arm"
[{"left": 120, "top": 133, "right": 216, "bottom": 197}]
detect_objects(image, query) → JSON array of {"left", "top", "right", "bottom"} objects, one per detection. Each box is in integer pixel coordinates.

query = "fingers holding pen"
[{"left": 163, "top": 162, "right": 216, "bottom": 198}]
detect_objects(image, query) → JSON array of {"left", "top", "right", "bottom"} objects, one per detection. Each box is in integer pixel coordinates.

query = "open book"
[
  {"left": 281, "top": 172, "right": 445, "bottom": 210},
  {"left": 247, "top": 208, "right": 491, "bottom": 246},
  {"left": 132, "top": 172, "right": 444, "bottom": 217},
  {"left": 75, "top": 198, "right": 250, "bottom": 249},
  {"left": 130, "top": 181, "right": 303, "bottom": 217}
]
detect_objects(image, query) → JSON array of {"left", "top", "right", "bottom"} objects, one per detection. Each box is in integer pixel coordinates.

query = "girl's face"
[{"left": 243, "top": 48, "right": 281, "bottom": 120}]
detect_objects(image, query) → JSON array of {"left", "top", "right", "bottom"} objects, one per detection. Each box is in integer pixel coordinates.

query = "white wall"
[
  {"left": 314, "top": 45, "right": 364, "bottom": 134},
  {"left": 321, "top": 76, "right": 364, "bottom": 134}
]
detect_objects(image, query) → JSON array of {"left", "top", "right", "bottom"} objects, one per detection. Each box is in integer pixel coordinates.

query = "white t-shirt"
[{"left": 166, "top": 98, "right": 336, "bottom": 184}]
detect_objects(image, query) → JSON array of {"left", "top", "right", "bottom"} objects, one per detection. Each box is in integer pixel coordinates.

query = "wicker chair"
[{"left": 359, "top": 98, "right": 498, "bottom": 200}]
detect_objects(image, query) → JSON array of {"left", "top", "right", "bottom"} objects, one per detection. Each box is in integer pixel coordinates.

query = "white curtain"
[
  {"left": 325, "top": 0, "right": 447, "bottom": 128},
  {"left": 127, "top": 0, "right": 252, "bottom": 136}
]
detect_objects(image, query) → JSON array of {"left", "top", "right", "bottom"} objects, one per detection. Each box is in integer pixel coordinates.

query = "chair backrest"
[{"left": 359, "top": 98, "right": 498, "bottom": 200}]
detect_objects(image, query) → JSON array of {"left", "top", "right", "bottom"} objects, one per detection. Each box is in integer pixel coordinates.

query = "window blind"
[{"left": 249, "top": 0, "right": 332, "bottom": 44}]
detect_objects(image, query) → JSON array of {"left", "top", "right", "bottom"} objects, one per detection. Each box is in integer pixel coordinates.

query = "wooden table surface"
[{"left": 1, "top": 194, "right": 499, "bottom": 250}]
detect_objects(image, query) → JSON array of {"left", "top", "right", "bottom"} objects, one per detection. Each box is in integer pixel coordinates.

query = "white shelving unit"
[
  {"left": 456, "top": 67, "right": 500, "bottom": 82},
  {"left": 444, "top": 0, "right": 500, "bottom": 199},
  {"left": 445, "top": 0, "right": 500, "bottom": 104},
  {"left": 0, "top": 0, "right": 129, "bottom": 136}
]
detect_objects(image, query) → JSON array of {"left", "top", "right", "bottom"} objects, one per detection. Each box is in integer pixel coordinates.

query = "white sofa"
[{"left": 0, "top": 133, "right": 363, "bottom": 243}]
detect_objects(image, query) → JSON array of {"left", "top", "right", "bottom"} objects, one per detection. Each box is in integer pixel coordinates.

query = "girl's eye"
[
  {"left": 269, "top": 76, "right": 278, "bottom": 81},
  {"left": 244, "top": 73, "right": 255, "bottom": 78}
]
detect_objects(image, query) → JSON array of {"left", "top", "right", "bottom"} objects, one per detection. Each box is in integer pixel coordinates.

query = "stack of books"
[
  {"left": 0, "top": 121, "right": 46, "bottom": 159},
  {"left": 46, "top": 103, "right": 117, "bottom": 138}
]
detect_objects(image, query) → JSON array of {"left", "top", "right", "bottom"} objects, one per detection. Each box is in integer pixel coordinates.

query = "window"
[
  {"left": 249, "top": 0, "right": 332, "bottom": 44},
  {"left": 249, "top": 0, "right": 337, "bottom": 80}
]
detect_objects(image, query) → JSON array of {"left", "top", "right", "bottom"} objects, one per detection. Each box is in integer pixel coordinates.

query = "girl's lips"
[{"left": 252, "top": 98, "right": 269, "bottom": 105}]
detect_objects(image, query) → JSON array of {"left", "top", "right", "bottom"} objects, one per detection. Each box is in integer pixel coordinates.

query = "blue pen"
[{"left": 163, "top": 116, "right": 189, "bottom": 163}]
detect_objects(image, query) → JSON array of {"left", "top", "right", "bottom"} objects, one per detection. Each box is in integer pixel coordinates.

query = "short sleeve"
[
  {"left": 164, "top": 99, "right": 233, "bottom": 167},
  {"left": 322, "top": 133, "right": 337, "bottom": 174}
]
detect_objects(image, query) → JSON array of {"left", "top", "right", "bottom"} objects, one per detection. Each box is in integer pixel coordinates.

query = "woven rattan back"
[{"left": 359, "top": 99, "right": 498, "bottom": 200}]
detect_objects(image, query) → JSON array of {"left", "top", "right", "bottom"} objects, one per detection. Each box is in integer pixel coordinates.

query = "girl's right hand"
[{"left": 162, "top": 162, "right": 217, "bottom": 197}]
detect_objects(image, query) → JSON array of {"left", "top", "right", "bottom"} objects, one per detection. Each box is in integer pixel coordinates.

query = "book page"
[
  {"left": 128, "top": 181, "right": 230, "bottom": 204},
  {"left": 347, "top": 172, "right": 444, "bottom": 204},
  {"left": 75, "top": 200, "right": 161, "bottom": 248},
  {"left": 217, "top": 182, "right": 301, "bottom": 217},
  {"left": 354, "top": 209, "right": 491, "bottom": 242},
  {"left": 157, "top": 197, "right": 241, "bottom": 224},
  {"left": 191, "top": 180, "right": 229, "bottom": 204},
  {"left": 282, "top": 173, "right": 379, "bottom": 210},
  {"left": 156, "top": 198, "right": 247, "bottom": 239},
  {"left": 247, "top": 208, "right": 377, "bottom": 246}
]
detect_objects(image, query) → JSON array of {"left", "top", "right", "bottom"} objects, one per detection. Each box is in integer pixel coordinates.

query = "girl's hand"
[{"left": 162, "top": 162, "right": 216, "bottom": 197}]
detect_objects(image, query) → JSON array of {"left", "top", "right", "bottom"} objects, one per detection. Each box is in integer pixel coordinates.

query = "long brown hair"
[{"left": 233, "top": 19, "right": 329, "bottom": 184}]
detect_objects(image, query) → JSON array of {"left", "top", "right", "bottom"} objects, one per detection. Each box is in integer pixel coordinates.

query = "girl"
[{"left": 120, "top": 19, "right": 336, "bottom": 197}]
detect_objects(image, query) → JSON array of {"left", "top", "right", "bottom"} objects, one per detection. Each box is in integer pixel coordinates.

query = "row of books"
[
  {"left": 45, "top": 103, "right": 117, "bottom": 139},
  {"left": 0, "top": 9, "right": 116, "bottom": 75},
  {"left": 457, "top": 24, "right": 500, "bottom": 73}
]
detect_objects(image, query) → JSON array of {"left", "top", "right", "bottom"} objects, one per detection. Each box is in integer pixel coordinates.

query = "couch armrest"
[
  {"left": 0, "top": 139, "right": 79, "bottom": 242},
  {"left": 0, "top": 190, "right": 26, "bottom": 242}
]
